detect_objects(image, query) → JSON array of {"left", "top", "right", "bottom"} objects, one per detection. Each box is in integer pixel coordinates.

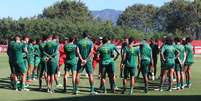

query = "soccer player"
[
  {"left": 43, "top": 35, "right": 59, "bottom": 93},
  {"left": 184, "top": 37, "right": 194, "bottom": 88},
  {"left": 150, "top": 39, "right": 159, "bottom": 79},
  {"left": 120, "top": 37, "right": 129, "bottom": 78},
  {"left": 52, "top": 35, "right": 62, "bottom": 87},
  {"left": 159, "top": 37, "right": 179, "bottom": 92},
  {"left": 26, "top": 39, "right": 35, "bottom": 82},
  {"left": 75, "top": 32, "right": 96, "bottom": 95},
  {"left": 139, "top": 39, "right": 153, "bottom": 93},
  {"left": 122, "top": 37, "right": 140, "bottom": 95},
  {"left": 38, "top": 36, "right": 48, "bottom": 90},
  {"left": 32, "top": 39, "right": 41, "bottom": 80},
  {"left": 63, "top": 36, "right": 77, "bottom": 93},
  {"left": 7, "top": 36, "right": 16, "bottom": 89},
  {"left": 13, "top": 35, "right": 28, "bottom": 91},
  {"left": 97, "top": 37, "right": 119, "bottom": 93},
  {"left": 58, "top": 39, "right": 66, "bottom": 77},
  {"left": 174, "top": 37, "right": 186, "bottom": 90}
]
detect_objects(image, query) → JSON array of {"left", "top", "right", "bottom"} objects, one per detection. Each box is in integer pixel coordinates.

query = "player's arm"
[
  {"left": 76, "top": 47, "right": 84, "bottom": 62},
  {"left": 114, "top": 46, "right": 120, "bottom": 61}
]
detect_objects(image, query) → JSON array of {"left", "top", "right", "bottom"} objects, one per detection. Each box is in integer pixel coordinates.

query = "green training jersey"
[
  {"left": 150, "top": 43, "right": 159, "bottom": 57},
  {"left": 174, "top": 44, "right": 185, "bottom": 62},
  {"left": 7, "top": 40, "right": 15, "bottom": 58},
  {"left": 34, "top": 44, "right": 40, "bottom": 57},
  {"left": 161, "top": 44, "right": 178, "bottom": 64},
  {"left": 13, "top": 41, "right": 24, "bottom": 63},
  {"left": 77, "top": 38, "right": 93, "bottom": 60},
  {"left": 44, "top": 40, "right": 58, "bottom": 58},
  {"left": 27, "top": 43, "right": 34, "bottom": 57},
  {"left": 125, "top": 46, "right": 140, "bottom": 68},
  {"left": 140, "top": 40, "right": 152, "bottom": 61},
  {"left": 98, "top": 43, "right": 114, "bottom": 61},
  {"left": 64, "top": 43, "right": 77, "bottom": 64},
  {"left": 185, "top": 43, "right": 194, "bottom": 63}
]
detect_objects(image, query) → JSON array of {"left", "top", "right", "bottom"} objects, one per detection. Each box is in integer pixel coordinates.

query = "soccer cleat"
[
  {"left": 129, "top": 89, "right": 133, "bottom": 95},
  {"left": 187, "top": 84, "right": 192, "bottom": 88},
  {"left": 21, "top": 88, "right": 30, "bottom": 91},
  {"left": 58, "top": 72, "right": 61, "bottom": 77},
  {"left": 151, "top": 73, "right": 155, "bottom": 81},
  {"left": 90, "top": 91, "right": 98, "bottom": 95},
  {"left": 144, "top": 88, "right": 148, "bottom": 93},
  {"left": 114, "top": 86, "right": 119, "bottom": 90},
  {"left": 56, "top": 84, "right": 63, "bottom": 88},
  {"left": 168, "top": 88, "right": 172, "bottom": 92}
]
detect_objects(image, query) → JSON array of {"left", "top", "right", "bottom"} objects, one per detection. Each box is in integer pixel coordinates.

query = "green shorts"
[
  {"left": 64, "top": 62, "right": 77, "bottom": 72},
  {"left": 160, "top": 60, "right": 165, "bottom": 68},
  {"left": 46, "top": 58, "right": 58, "bottom": 75},
  {"left": 165, "top": 63, "right": 175, "bottom": 70},
  {"left": 34, "top": 57, "right": 41, "bottom": 67},
  {"left": 124, "top": 66, "right": 136, "bottom": 79},
  {"left": 100, "top": 60, "right": 115, "bottom": 79},
  {"left": 27, "top": 56, "right": 34, "bottom": 65},
  {"left": 15, "top": 61, "right": 26, "bottom": 74},
  {"left": 9, "top": 58, "right": 15, "bottom": 74},
  {"left": 175, "top": 63, "right": 184, "bottom": 72},
  {"left": 77, "top": 59, "right": 93, "bottom": 74},
  {"left": 141, "top": 60, "right": 150, "bottom": 75},
  {"left": 185, "top": 62, "right": 193, "bottom": 67}
]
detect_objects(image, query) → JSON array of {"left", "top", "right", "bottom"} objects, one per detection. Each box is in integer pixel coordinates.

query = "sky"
[{"left": 0, "top": 0, "right": 167, "bottom": 19}]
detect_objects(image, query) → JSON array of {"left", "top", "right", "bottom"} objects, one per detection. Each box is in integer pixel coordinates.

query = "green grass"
[{"left": 0, "top": 53, "right": 201, "bottom": 101}]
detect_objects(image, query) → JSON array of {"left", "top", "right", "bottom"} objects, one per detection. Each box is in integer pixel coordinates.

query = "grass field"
[{"left": 0, "top": 53, "right": 201, "bottom": 101}]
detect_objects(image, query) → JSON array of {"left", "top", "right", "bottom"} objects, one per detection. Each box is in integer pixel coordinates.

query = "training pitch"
[{"left": 0, "top": 53, "right": 201, "bottom": 101}]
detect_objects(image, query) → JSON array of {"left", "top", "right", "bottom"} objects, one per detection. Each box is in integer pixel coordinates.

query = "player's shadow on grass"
[
  {"left": 28, "top": 95, "right": 200, "bottom": 101},
  {"left": 0, "top": 77, "right": 12, "bottom": 90}
]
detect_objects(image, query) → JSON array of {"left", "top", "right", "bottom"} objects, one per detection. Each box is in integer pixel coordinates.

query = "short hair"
[
  {"left": 166, "top": 36, "right": 173, "bottom": 45},
  {"left": 69, "top": 36, "right": 74, "bottom": 43},
  {"left": 174, "top": 37, "right": 181, "bottom": 43},
  {"left": 186, "top": 37, "right": 192, "bottom": 43},
  {"left": 83, "top": 31, "right": 88, "bottom": 38},
  {"left": 102, "top": 37, "right": 108, "bottom": 44},
  {"left": 128, "top": 37, "right": 134, "bottom": 44}
]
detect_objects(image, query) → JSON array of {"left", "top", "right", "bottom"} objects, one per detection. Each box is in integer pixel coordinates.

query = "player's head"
[
  {"left": 42, "top": 34, "right": 48, "bottom": 41},
  {"left": 48, "top": 34, "right": 53, "bottom": 40},
  {"left": 23, "top": 35, "right": 30, "bottom": 42},
  {"left": 102, "top": 37, "right": 108, "bottom": 44},
  {"left": 186, "top": 37, "right": 192, "bottom": 43},
  {"left": 32, "top": 39, "right": 37, "bottom": 44},
  {"left": 69, "top": 36, "right": 75, "bottom": 43},
  {"left": 53, "top": 35, "right": 59, "bottom": 41},
  {"left": 174, "top": 37, "right": 181, "bottom": 44},
  {"left": 15, "top": 34, "right": 21, "bottom": 41},
  {"left": 128, "top": 37, "right": 134, "bottom": 45},
  {"left": 82, "top": 31, "right": 89, "bottom": 38},
  {"left": 166, "top": 36, "right": 173, "bottom": 45}
]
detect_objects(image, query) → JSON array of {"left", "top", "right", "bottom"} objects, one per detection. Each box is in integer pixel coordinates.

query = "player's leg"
[
  {"left": 180, "top": 66, "right": 185, "bottom": 89},
  {"left": 71, "top": 63, "right": 77, "bottom": 94},
  {"left": 122, "top": 67, "right": 128, "bottom": 94},
  {"left": 86, "top": 60, "right": 96, "bottom": 94},
  {"left": 159, "top": 68, "right": 167, "bottom": 91},
  {"left": 186, "top": 64, "right": 192, "bottom": 88},
  {"left": 168, "top": 67, "right": 174, "bottom": 92},
  {"left": 74, "top": 61, "right": 84, "bottom": 94},
  {"left": 175, "top": 64, "right": 181, "bottom": 90},
  {"left": 129, "top": 68, "right": 136, "bottom": 95},
  {"left": 27, "top": 58, "right": 34, "bottom": 82},
  {"left": 141, "top": 60, "right": 149, "bottom": 93},
  {"left": 63, "top": 70, "right": 68, "bottom": 93}
]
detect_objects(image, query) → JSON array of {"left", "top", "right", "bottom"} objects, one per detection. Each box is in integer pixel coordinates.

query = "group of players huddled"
[{"left": 6, "top": 32, "right": 194, "bottom": 95}]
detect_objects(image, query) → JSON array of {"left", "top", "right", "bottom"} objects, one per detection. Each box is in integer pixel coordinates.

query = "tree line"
[{"left": 0, "top": 0, "right": 201, "bottom": 44}]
